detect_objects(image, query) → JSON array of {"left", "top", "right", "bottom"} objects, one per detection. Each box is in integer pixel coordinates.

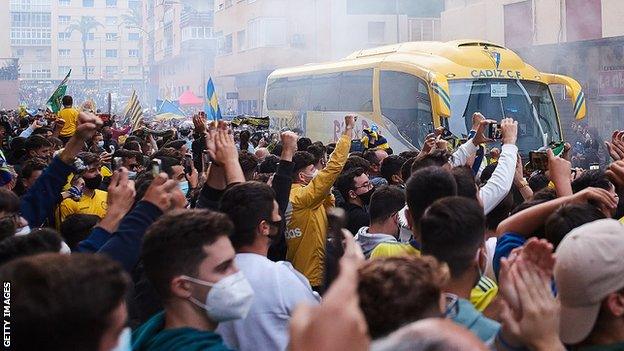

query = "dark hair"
[
  {"left": 486, "top": 192, "right": 514, "bottom": 231},
  {"left": 307, "top": 144, "right": 326, "bottom": 165},
  {"left": 32, "top": 127, "right": 53, "bottom": 136},
  {"left": 369, "top": 185, "right": 405, "bottom": 224},
  {"left": 358, "top": 256, "right": 449, "bottom": 339},
  {"left": 0, "top": 253, "right": 128, "bottom": 350},
  {"left": 292, "top": 151, "right": 315, "bottom": 178},
  {"left": 60, "top": 214, "right": 100, "bottom": 250},
  {"left": 363, "top": 149, "right": 383, "bottom": 166},
  {"left": 220, "top": 182, "right": 276, "bottom": 250},
  {"left": 48, "top": 136, "right": 63, "bottom": 149},
  {"left": 297, "top": 137, "right": 312, "bottom": 152},
  {"left": 239, "top": 151, "right": 259, "bottom": 181},
  {"left": 151, "top": 155, "right": 182, "bottom": 178},
  {"left": 24, "top": 134, "right": 52, "bottom": 151},
  {"left": 452, "top": 166, "right": 478, "bottom": 201},
  {"left": 258, "top": 154, "right": 279, "bottom": 174},
  {"left": 163, "top": 139, "right": 187, "bottom": 150},
  {"left": 326, "top": 143, "right": 336, "bottom": 157},
  {"left": 123, "top": 140, "right": 142, "bottom": 152},
  {"left": 142, "top": 210, "right": 234, "bottom": 300},
  {"left": 479, "top": 162, "right": 498, "bottom": 184},
  {"left": 405, "top": 166, "right": 457, "bottom": 229},
  {"left": 61, "top": 95, "right": 73, "bottom": 106},
  {"left": 335, "top": 167, "right": 367, "bottom": 201},
  {"left": 399, "top": 150, "right": 420, "bottom": 159},
  {"left": 239, "top": 130, "right": 251, "bottom": 151},
  {"left": 0, "top": 228, "right": 62, "bottom": 265},
  {"left": 77, "top": 152, "right": 100, "bottom": 167},
  {"left": 400, "top": 158, "right": 416, "bottom": 185},
  {"left": 380, "top": 155, "right": 406, "bottom": 185},
  {"left": 531, "top": 187, "right": 558, "bottom": 202},
  {"left": 19, "top": 157, "right": 47, "bottom": 181},
  {"left": 344, "top": 156, "right": 371, "bottom": 173},
  {"left": 350, "top": 151, "right": 364, "bottom": 158},
  {"left": 420, "top": 197, "right": 485, "bottom": 278},
  {"left": 0, "top": 187, "right": 19, "bottom": 214},
  {"left": 571, "top": 170, "right": 612, "bottom": 193},
  {"left": 411, "top": 149, "right": 450, "bottom": 173},
  {"left": 545, "top": 203, "right": 605, "bottom": 248},
  {"left": 528, "top": 173, "right": 550, "bottom": 192}
]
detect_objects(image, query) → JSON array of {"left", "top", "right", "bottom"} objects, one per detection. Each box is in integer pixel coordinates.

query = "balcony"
[{"left": 180, "top": 11, "right": 213, "bottom": 28}]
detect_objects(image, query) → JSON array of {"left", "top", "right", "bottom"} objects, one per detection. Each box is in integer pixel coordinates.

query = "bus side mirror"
[{"left": 542, "top": 73, "right": 586, "bottom": 120}]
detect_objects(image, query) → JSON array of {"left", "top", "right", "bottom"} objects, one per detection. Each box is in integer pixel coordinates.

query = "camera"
[{"left": 487, "top": 122, "right": 502, "bottom": 140}]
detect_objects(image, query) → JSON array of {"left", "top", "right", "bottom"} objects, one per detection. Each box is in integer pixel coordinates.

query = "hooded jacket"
[
  {"left": 354, "top": 226, "right": 398, "bottom": 259},
  {"left": 132, "top": 311, "right": 231, "bottom": 351}
]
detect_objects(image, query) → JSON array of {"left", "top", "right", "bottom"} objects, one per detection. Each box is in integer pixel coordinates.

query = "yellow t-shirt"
[
  {"left": 470, "top": 276, "right": 499, "bottom": 312},
  {"left": 58, "top": 107, "right": 79, "bottom": 137},
  {"left": 369, "top": 242, "right": 421, "bottom": 259},
  {"left": 58, "top": 189, "right": 108, "bottom": 224}
]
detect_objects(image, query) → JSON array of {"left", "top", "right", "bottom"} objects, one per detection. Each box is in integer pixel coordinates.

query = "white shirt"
[
  {"left": 217, "top": 253, "right": 320, "bottom": 351},
  {"left": 452, "top": 141, "right": 518, "bottom": 215}
]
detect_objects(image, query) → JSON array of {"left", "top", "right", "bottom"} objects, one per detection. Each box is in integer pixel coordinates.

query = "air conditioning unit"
[{"left": 291, "top": 34, "right": 305, "bottom": 48}]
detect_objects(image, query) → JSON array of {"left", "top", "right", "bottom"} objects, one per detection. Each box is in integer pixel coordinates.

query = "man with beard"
[
  {"left": 218, "top": 181, "right": 319, "bottom": 350},
  {"left": 58, "top": 152, "right": 108, "bottom": 224}
]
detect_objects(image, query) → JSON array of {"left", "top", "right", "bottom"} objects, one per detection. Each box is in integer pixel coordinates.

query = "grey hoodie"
[{"left": 355, "top": 226, "right": 398, "bottom": 259}]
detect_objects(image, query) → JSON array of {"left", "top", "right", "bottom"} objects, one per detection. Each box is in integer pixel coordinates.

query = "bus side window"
[{"left": 380, "top": 71, "right": 433, "bottom": 148}]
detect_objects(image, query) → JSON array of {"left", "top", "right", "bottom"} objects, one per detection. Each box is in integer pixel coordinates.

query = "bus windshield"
[{"left": 446, "top": 79, "right": 560, "bottom": 154}]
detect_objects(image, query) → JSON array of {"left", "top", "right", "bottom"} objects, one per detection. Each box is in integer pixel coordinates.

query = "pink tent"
[{"left": 178, "top": 90, "right": 203, "bottom": 106}]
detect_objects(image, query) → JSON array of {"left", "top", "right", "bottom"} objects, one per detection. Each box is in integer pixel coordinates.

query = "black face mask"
[
  {"left": 83, "top": 174, "right": 102, "bottom": 190},
  {"left": 267, "top": 219, "right": 282, "bottom": 239},
  {"left": 358, "top": 188, "right": 374, "bottom": 206}
]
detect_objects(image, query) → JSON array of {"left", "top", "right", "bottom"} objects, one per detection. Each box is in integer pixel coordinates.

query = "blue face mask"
[
  {"left": 127, "top": 171, "right": 137, "bottom": 180},
  {"left": 178, "top": 180, "right": 189, "bottom": 195},
  {"left": 111, "top": 327, "right": 131, "bottom": 351}
]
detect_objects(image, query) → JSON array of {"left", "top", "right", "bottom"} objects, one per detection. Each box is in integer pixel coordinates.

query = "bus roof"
[{"left": 269, "top": 40, "right": 543, "bottom": 83}]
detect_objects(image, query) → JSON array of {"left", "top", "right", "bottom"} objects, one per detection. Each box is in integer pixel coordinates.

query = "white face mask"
[
  {"left": 182, "top": 271, "right": 254, "bottom": 322},
  {"left": 14, "top": 225, "right": 31, "bottom": 236},
  {"left": 111, "top": 327, "right": 131, "bottom": 351},
  {"left": 97, "top": 140, "right": 105, "bottom": 148}
]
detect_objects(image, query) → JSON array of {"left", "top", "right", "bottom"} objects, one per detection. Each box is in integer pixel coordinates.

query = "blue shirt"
[{"left": 452, "top": 298, "right": 500, "bottom": 344}]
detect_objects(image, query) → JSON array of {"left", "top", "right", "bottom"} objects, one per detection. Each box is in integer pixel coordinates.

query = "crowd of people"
[{"left": 1, "top": 95, "right": 624, "bottom": 351}]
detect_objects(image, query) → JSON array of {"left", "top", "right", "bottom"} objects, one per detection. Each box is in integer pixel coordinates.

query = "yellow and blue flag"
[{"left": 205, "top": 77, "right": 222, "bottom": 121}]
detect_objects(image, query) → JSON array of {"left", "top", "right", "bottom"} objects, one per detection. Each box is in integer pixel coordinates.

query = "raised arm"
[
  {"left": 479, "top": 118, "right": 518, "bottom": 214},
  {"left": 293, "top": 116, "right": 354, "bottom": 208}
]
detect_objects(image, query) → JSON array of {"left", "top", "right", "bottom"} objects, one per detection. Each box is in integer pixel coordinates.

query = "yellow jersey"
[
  {"left": 58, "top": 189, "right": 108, "bottom": 224},
  {"left": 58, "top": 107, "right": 79, "bottom": 137},
  {"left": 369, "top": 242, "right": 420, "bottom": 259}
]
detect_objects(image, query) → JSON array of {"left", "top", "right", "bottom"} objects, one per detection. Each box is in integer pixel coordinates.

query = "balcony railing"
[{"left": 180, "top": 11, "right": 214, "bottom": 28}]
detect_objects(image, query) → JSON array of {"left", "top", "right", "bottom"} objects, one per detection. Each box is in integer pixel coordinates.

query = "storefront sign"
[{"left": 599, "top": 70, "right": 624, "bottom": 96}]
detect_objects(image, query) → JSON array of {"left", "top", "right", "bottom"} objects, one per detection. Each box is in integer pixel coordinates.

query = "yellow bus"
[{"left": 263, "top": 40, "right": 586, "bottom": 154}]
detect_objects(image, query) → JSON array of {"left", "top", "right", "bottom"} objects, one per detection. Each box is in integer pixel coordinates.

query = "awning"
[{"left": 178, "top": 90, "right": 203, "bottom": 106}]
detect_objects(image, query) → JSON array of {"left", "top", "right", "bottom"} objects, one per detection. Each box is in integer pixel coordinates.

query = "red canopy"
[{"left": 178, "top": 90, "right": 203, "bottom": 106}]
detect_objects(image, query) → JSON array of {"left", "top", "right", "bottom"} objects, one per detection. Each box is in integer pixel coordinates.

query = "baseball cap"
[{"left": 555, "top": 219, "right": 624, "bottom": 344}]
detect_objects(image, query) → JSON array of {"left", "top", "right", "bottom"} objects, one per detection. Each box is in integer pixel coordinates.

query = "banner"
[
  {"left": 46, "top": 69, "right": 71, "bottom": 113},
  {"left": 122, "top": 91, "right": 143, "bottom": 132},
  {"left": 205, "top": 77, "right": 222, "bottom": 121}
]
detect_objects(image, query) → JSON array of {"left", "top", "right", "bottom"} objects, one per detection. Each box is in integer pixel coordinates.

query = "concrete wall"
[
  {"left": 0, "top": 2, "right": 10, "bottom": 58},
  {"left": 443, "top": 0, "right": 624, "bottom": 47}
]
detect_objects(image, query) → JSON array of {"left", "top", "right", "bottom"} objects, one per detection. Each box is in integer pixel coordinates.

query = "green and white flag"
[{"left": 46, "top": 69, "right": 71, "bottom": 113}]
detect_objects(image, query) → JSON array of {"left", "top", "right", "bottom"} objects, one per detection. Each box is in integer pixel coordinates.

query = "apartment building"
[
  {"left": 8, "top": 0, "right": 142, "bottom": 86},
  {"left": 143, "top": 0, "right": 216, "bottom": 101},
  {"left": 213, "top": 0, "right": 443, "bottom": 115},
  {"left": 442, "top": 0, "right": 624, "bottom": 137}
]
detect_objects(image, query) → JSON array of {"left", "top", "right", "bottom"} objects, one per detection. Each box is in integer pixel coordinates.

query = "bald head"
[{"left": 371, "top": 318, "right": 487, "bottom": 351}]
